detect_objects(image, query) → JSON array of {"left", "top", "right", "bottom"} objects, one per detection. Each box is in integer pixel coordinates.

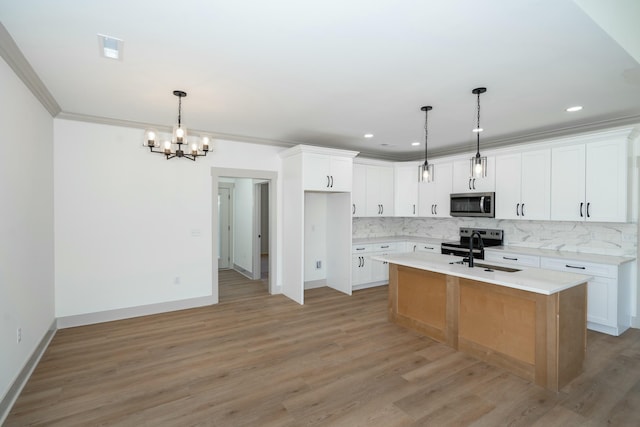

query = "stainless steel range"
[{"left": 441, "top": 227, "right": 503, "bottom": 260}]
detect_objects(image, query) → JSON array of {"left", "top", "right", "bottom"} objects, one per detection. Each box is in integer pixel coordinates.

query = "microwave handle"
[{"left": 480, "top": 196, "right": 485, "bottom": 213}]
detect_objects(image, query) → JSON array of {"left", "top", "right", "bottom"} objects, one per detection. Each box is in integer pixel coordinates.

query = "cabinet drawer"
[
  {"left": 484, "top": 251, "right": 540, "bottom": 268},
  {"left": 410, "top": 243, "right": 440, "bottom": 253},
  {"left": 352, "top": 244, "right": 373, "bottom": 254},
  {"left": 372, "top": 242, "right": 397, "bottom": 252},
  {"left": 540, "top": 257, "right": 617, "bottom": 279}
]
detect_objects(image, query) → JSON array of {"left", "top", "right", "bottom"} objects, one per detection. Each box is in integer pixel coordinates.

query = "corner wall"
[{"left": 0, "top": 57, "right": 55, "bottom": 406}]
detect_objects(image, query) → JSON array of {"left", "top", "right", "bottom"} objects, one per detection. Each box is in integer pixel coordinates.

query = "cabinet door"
[
  {"left": 585, "top": 140, "right": 627, "bottom": 222},
  {"left": 433, "top": 162, "right": 453, "bottom": 217},
  {"left": 551, "top": 144, "right": 586, "bottom": 221},
  {"left": 395, "top": 165, "right": 419, "bottom": 216},
  {"left": 365, "top": 165, "right": 394, "bottom": 216},
  {"left": 419, "top": 162, "right": 452, "bottom": 217},
  {"left": 495, "top": 153, "right": 522, "bottom": 220},
  {"left": 587, "top": 276, "right": 617, "bottom": 328},
  {"left": 520, "top": 149, "right": 551, "bottom": 220},
  {"left": 352, "top": 164, "right": 367, "bottom": 217},
  {"left": 452, "top": 157, "right": 495, "bottom": 193},
  {"left": 329, "top": 156, "right": 353, "bottom": 192},
  {"left": 371, "top": 255, "right": 390, "bottom": 282},
  {"left": 303, "top": 154, "right": 331, "bottom": 191},
  {"left": 352, "top": 254, "right": 372, "bottom": 286}
]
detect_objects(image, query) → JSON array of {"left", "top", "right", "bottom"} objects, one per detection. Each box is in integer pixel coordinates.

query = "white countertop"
[
  {"left": 374, "top": 252, "right": 592, "bottom": 295},
  {"left": 353, "top": 236, "right": 446, "bottom": 245},
  {"left": 486, "top": 246, "right": 635, "bottom": 266}
]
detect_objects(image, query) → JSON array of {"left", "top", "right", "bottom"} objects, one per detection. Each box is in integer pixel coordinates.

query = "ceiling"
[{"left": 1, "top": 0, "right": 639, "bottom": 160}]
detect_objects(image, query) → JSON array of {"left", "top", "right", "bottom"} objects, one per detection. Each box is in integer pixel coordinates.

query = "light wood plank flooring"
[{"left": 5, "top": 282, "right": 640, "bottom": 426}]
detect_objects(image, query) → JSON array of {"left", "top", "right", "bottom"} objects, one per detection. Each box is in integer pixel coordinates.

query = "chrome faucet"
[{"left": 468, "top": 230, "right": 484, "bottom": 268}]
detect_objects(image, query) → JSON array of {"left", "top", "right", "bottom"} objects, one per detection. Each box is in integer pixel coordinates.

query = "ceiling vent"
[{"left": 97, "top": 34, "right": 123, "bottom": 60}]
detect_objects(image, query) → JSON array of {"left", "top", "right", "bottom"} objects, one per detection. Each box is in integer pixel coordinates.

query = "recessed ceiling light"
[
  {"left": 98, "top": 34, "right": 124, "bottom": 60},
  {"left": 472, "top": 127, "right": 483, "bottom": 133},
  {"left": 364, "top": 133, "right": 374, "bottom": 138},
  {"left": 411, "top": 141, "right": 420, "bottom": 146},
  {"left": 566, "top": 106, "right": 583, "bottom": 112}
]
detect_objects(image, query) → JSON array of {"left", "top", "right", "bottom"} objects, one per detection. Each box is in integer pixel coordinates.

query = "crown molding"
[{"left": 0, "top": 23, "right": 61, "bottom": 117}]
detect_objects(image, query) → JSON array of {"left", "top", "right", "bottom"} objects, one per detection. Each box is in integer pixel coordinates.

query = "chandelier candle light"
[
  {"left": 471, "top": 87, "right": 487, "bottom": 178},
  {"left": 143, "top": 90, "right": 211, "bottom": 161},
  {"left": 419, "top": 105, "right": 434, "bottom": 182}
]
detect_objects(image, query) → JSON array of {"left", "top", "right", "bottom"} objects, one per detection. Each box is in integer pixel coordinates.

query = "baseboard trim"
[
  {"left": 0, "top": 319, "right": 57, "bottom": 425},
  {"left": 632, "top": 316, "right": 640, "bottom": 329},
  {"left": 57, "top": 295, "right": 217, "bottom": 329},
  {"left": 233, "top": 264, "right": 253, "bottom": 280}
]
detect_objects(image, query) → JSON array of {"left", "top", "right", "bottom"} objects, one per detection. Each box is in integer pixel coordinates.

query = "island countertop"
[{"left": 373, "top": 252, "right": 591, "bottom": 295}]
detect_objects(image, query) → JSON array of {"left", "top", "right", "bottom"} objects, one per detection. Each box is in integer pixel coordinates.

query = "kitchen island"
[{"left": 375, "top": 252, "right": 591, "bottom": 391}]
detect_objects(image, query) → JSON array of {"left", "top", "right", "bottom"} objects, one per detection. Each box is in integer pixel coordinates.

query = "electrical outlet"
[
  {"left": 174, "top": 276, "right": 181, "bottom": 285},
  {"left": 17, "top": 328, "right": 22, "bottom": 343},
  {"left": 316, "top": 260, "right": 322, "bottom": 269}
]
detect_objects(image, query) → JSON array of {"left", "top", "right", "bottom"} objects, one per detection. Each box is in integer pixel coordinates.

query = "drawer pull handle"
[
  {"left": 380, "top": 245, "right": 390, "bottom": 249},
  {"left": 424, "top": 246, "right": 434, "bottom": 250},
  {"left": 503, "top": 256, "right": 518, "bottom": 261},
  {"left": 356, "top": 248, "right": 365, "bottom": 251},
  {"left": 565, "top": 264, "right": 586, "bottom": 270}
]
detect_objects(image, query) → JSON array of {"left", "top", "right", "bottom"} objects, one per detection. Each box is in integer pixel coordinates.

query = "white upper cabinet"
[
  {"left": 452, "top": 156, "right": 495, "bottom": 193},
  {"left": 394, "top": 164, "right": 419, "bottom": 216},
  {"left": 352, "top": 163, "right": 367, "bottom": 216},
  {"left": 352, "top": 163, "right": 394, "bottom": 217},
  {"left": 365, "top": 165, "right": 394, "bottom": 216},
  {"left": 303, "top": 154, "right": 353, "bottom": 192},
  {"left": 418, "top": 162, "right": 453, "bottom": 217},
  {"left": 495, "top": 149, "right": 551, "bottom": 220},
  {"left": 551, "top": 139, "right": 627, "bottom": 222}
]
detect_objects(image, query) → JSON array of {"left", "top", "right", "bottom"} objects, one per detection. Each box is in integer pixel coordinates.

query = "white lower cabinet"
[
  {"left": 352, "top": 242, "right": 399, "bottom": 290},
  {"left": 540, "top": 257, "right": 632, "bottom": 336}
]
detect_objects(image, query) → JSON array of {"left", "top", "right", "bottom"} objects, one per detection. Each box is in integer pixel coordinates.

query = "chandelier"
[{"left": 143, "top": 90, "right": 211, "bottom": 161}]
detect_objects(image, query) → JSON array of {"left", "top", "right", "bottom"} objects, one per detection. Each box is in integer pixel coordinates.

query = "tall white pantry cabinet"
[{"left": 280, "top": 145, "right": 359, "bottom": 304}]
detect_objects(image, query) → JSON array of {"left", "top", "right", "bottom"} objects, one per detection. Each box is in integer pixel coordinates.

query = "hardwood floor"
[
  {"left": 219, "top": 269, "right": 269, "bottom": 302},
  {"left": 6, "top": 282, "right": 640, "bottom": 426}
]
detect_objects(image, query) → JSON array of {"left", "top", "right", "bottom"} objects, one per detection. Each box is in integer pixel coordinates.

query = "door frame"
[
  {"left": 217, "top": 182, "right": 234, "bottom": 269},
  {"left": 211, "top": 168, "right": 278, "bottom": 303}
]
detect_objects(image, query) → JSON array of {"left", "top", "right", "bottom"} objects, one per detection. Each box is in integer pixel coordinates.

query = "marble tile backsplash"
[{"left": 353, "top": 217, "right": 637, "bottom": 257}]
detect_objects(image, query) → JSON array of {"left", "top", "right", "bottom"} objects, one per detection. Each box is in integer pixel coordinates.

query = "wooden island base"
[{"left": 388, "top": 264, "right": 587, "bottom": 391}]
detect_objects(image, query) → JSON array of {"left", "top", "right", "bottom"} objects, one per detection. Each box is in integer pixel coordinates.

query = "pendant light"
[
  {"left": 419, "top": 106, "right": 434, "bottom": 182},
  {"left": 470, "top": 87, "right": 487, "bottom": 178}
]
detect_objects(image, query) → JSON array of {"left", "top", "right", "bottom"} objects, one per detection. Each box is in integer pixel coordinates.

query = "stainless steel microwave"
[{"left": 450, "top": 192, "right": 495, "bottom": 217}]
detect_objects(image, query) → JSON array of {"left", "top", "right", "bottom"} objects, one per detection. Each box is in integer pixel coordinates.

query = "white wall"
[
  {"left": 54, "top": 119, "right": 283, "bottom": 318},
  {"left": 232, "top": 178, "right": 254, "bottom": 272},
  {"left": 0, "top": 58, "right": 55, "bottom": 401},
  {"left": 304, "top": 192, "right": 328, "bottom": 283}
]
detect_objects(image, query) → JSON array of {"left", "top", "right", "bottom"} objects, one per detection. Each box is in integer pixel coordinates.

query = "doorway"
[{"left": 211, "top": 168, "right": 277, "bottom": 304}]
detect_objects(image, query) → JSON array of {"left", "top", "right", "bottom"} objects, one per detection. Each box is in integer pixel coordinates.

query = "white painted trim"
[
  {"left": 279, "top": 144, "right": 359, "bottom": 159},
  {"left": 304, "top": 279, "right": 326, "bottom": 290},
  {"left": 0, "top": 320, "right": 57, "bottom": 425},
  {"left": 56, "top": 295, "right": 216, "bottom": 329},
  {"left": 0, "top": 23, "right": 60, "bottom": 116},
  {"left": 211, "top": 167, "right": 279, "bottom": 299}
]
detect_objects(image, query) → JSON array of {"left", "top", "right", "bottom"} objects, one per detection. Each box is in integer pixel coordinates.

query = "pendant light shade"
[
  {"left": 419, "top": 106, "right": 434, "bottom": 182},
  {"left": 470, "top": 87, "right": 487, "bottom": 178}
]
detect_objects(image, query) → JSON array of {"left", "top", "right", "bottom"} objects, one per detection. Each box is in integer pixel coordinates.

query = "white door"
[
  {"left": 495, "top": 153, "right": 522, "bottom": 220},
  {"left": 585, "top": 140, "right": 627, "bottom": 222},
  {"left": 433, "top": 162, "right": 453, "bottom": 217},
  {"left": 395, "top": 165, "right": 419, "bottom": 216},
  {"left": 551, "top": 144, "right": 586, "bottom": 221},
  {"left": 520, "top": 149, "right": 551, "bottom": 220},
  {"left": 352, "top": 163, "right": 367, "bottom": 217},
  {"left": 366, "top": 165, "right": 394, "bottom": 216},
  {"left": 218, "top": 185, "right": 232, "bottom": 269}
]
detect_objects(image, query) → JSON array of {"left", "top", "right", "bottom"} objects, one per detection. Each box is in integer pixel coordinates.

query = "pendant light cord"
[
  {"left": 476, "top": 91, "right": 481, "bottom": 157},
  {"left": 424, "top": 108, "right": 429, "bottom": 163},
  {"left": 177, "top": 95, "right": 182, "bottom": 128}
]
